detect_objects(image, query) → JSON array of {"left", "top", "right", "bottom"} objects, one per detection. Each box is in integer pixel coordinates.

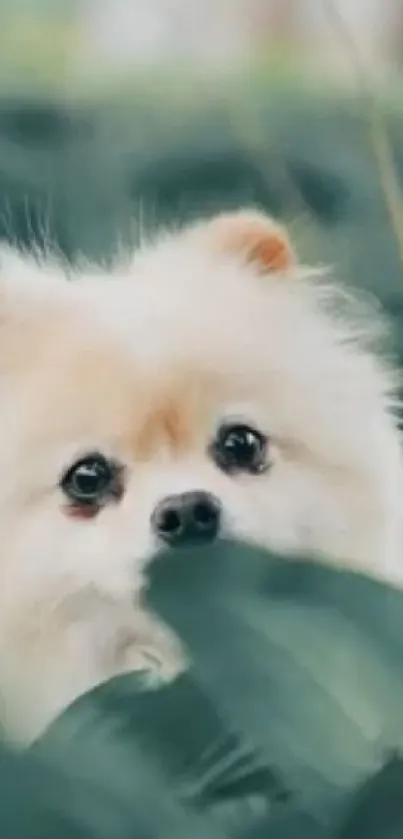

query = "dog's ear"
[{"left": 195, "top": 210, "right": 295, "bottom": 274}]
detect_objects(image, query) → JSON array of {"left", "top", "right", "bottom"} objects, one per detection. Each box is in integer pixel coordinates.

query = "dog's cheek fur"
[
  {"left": 0, "top": 493, "right": 183, "bottom": 743},
  {"left": 220, "top": 454, "right": 397, "bottom": 573}
]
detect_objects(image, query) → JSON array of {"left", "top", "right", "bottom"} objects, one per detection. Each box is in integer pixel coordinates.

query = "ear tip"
[{"left": 201, "top": 209, "right": 295, "bottom": 273}]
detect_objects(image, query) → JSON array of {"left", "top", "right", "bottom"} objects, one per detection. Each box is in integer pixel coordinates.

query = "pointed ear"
[{"left": 194, "top": 210, "right": 295, "bottom": 274}]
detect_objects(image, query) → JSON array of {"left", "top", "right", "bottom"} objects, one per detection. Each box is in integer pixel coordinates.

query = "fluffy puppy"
[{"left": 0, "top": 210, "right": 400, "bottom": 743}]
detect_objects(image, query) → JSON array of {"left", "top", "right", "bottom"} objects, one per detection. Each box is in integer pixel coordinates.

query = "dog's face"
[{"left": 0, "top": 211, "right": 400, "bottom": 626}]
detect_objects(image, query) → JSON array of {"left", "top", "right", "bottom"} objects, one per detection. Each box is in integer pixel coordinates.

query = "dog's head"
[{"left": 0, "top": 210, "right": 400, "bottom": 624}]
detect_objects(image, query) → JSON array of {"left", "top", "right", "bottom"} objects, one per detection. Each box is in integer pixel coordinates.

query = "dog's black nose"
[{"left": 152, "top": 491, "right": 221, "bottom": 547}]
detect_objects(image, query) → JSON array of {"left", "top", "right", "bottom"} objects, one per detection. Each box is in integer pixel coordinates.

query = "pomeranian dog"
[{"left": 0, "top": 209, "right": 401, "bottom": 743}]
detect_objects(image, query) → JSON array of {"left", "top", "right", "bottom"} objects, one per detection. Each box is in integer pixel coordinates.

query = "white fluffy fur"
[{"left": 0, "top": 211, "right": 401, "bottom": 743}]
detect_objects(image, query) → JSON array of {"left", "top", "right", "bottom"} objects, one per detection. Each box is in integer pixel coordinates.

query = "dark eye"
[
  {"left": 61, "top": 454, "right": 120, "bottom": 506},
  {"left": 211, "top": 423, "right": 268, "bottom": 475}
]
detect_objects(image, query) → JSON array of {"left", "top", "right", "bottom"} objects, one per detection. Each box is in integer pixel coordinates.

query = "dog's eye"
[
  {"left": 211, "top": 424, "right": 268, "bottom": 475},
  {"left": 61, "top": 454, "right": 120, "bottom": 506}
]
